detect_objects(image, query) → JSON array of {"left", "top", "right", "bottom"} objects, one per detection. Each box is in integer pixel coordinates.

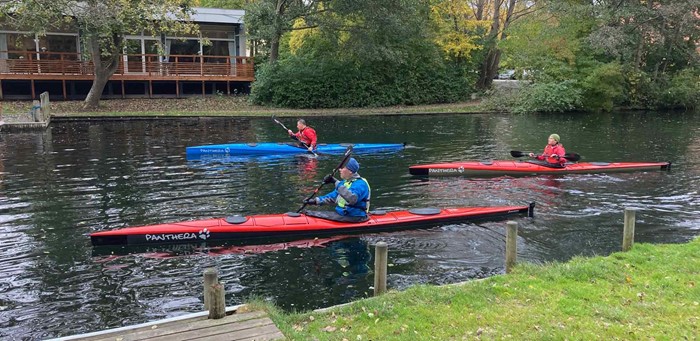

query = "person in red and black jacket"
[
  {"left": 287, "top": 119, "right": 317, "bottom": 152},
  {"left": 529, "top": 134, "right": 567, "bottom": 165}
]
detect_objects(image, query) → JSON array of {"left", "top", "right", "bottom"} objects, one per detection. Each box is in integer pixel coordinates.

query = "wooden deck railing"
[{"left": 0, "top": 51, "right": 254, "bottom": 81}]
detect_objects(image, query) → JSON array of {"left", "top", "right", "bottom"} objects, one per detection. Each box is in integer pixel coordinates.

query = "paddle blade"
[
  {"left": 510, "top": 150, "right": 528, "bottom": 158},
  {"left": 564, "top": 153, "right": 581, "bottom": 162},
  {"left": 338, "top": 146, "right": 353, "bottom": 168}
]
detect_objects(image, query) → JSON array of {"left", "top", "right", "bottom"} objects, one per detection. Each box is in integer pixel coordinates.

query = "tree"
[
  {"left": 475, "top": 0, "right": 538, "bottom": 89},
  {"left": 429, "top": 0, "right": 490, "bottom": 63},
  {"left": 250, "top": 0, "right": 473, "bottom": 108},
  {"left": 0, "top": 0, "right": 200, "bottom": 109},
  {"left": 198, "top": 0, "right": 249, "bottom": 9},
  {"left": 585, "top": 0, "right": 700, "bottom": 81},
  {"left": 244, "top": 0, "right": 321, "bottom": 63}
]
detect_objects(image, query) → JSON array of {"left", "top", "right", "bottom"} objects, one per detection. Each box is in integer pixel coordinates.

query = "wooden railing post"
[
  {"left": 505, "top": 221, "right": 518, "bottom": 273},
  {"left": 622, "top": 208, "right": 637, "bottom": 252},
  {"left": 374, "top": 242, "right": 388, "bottom": 296},
  {"left": 203, "top": 268, "right": 218, "bottom": 310}
]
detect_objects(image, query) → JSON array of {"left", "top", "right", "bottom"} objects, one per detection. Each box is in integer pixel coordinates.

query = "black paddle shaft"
[
  {"left": 510, "top": 150, "right": 581, "bottom": 162},
  {"left": 296, "top": 146, "right": 353, "bottom": 213}
]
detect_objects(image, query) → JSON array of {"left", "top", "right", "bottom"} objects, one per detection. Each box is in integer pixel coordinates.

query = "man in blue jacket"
[{"left": 303, "top": 157, "right": 371, "bottom": 222}]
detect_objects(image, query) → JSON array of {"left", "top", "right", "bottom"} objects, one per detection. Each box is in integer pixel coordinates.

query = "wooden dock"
[
  {"left": 49, "top": 305, "right": 285, "bottom": 341},
  {"left": 0, "top": 121, "right": 49, "bottom": 132}
]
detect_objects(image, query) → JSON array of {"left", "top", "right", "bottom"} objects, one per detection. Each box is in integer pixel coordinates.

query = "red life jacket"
[
  {"left": 538, "top": 143, "right": 566, "bottom": 164},
  {"left": 294, "top": 126, "right": 318, "bottom": 148}
]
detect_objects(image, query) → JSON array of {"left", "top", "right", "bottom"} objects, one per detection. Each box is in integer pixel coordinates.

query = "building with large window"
[{"left": 0, "top": 7, "right": 253, "bottom": 100}]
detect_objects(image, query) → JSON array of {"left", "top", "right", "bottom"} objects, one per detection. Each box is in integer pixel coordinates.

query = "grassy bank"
[
  {"left": 0, "top": 97, "right": 484, "bottom": 117},
  {"left": 262, "top": 238, "right": 699, "bottom": 340}
]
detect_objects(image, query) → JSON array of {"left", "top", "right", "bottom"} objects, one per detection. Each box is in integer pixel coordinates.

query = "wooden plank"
[
  {"left": 87, "top": 311, "right": 267, "bottom": 341},
  {"left": 117, "top": 317, "right": 277, "bottom": 341},
  {"left": 141, "top": 315, "right": 275, "bottom": 341},
  {"left": 53, "top": 306, "right": 242, "bottom": 341},
  {"left": 196, "top": 323, "right": 285, "bottom": 341}
]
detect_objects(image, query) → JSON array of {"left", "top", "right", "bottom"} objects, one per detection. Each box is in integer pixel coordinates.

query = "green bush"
[
  {"left": 512, "top": 80, "right": 583, "bottom": 113},
  {"left": 657, "top": 69, "right": 700, "bottom": 110},
  {"left": 249, "top": 54, "right": 473, "bottom": 108},
  {"left": 623, "top": 69, "right": 656, "bottom": 109},
  {"left": 579, "top": 63, "right": 625, "bottom": 111}
]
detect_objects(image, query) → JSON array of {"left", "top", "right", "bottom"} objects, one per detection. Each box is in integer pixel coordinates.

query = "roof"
[{"left": 191, "top": 7, "right": 244, "bottom": 24}]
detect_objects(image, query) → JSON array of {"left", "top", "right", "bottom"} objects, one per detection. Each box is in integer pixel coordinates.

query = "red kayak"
[
  {"left": 409, "top": 160, "right": 671, "bottom": 176},
  {"left": 90, "top": 204, "right": 534, "bottom": 246}
]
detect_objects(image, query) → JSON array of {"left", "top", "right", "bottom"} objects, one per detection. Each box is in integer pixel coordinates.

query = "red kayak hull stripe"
[
  {"left": 90, "top": 205, "right": 533, "bottom": 246},
  {"left": 409, "top": 160, "right": 671, "bottom": 176}
]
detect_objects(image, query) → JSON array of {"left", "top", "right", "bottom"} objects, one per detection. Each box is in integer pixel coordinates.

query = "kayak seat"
[
  {"left": 339, "top": 143, "right": 355, "bottom": 147},
  {"left": 246, "top": 143, "right": 257, "bottom": 147},
  {"left": 480, "top": 160, "right": 494, "bottom": 165},
  {"left": 225, "top": 215, "right": 248, "bottom": 224},
  {"left": 590, "top": 162, "right": 611, "bottom": 166},
  {"left": 408, "top": 208, "right": 441, "bottom": 215},
  {"left": 369, "top": 210, "right": 387, "bottom": 216},
  {"left": 525, "top": 160, "right": 565, "bottom": 169},
  {"left": 317, "top": 143, "right": 328, "bottom": 146},
  {"left": 304, "top": 210, "right": 369, "bottom": 223},
  {"left": 285, "top": 212, "right": 302, "bottom": 217}
]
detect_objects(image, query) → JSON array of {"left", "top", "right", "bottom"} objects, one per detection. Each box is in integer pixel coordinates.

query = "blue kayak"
[{"left": 186, "top": 142, "right": 404, "bottom": 158}]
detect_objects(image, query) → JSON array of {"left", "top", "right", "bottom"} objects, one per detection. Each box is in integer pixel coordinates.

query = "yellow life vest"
[{"left": 337, "top": 177, "right": 371, "bottom": 213}]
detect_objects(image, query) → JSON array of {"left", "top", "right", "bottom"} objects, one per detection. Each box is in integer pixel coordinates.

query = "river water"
[{"left": 1, "top": 111, "right": 698, "bottom": 339}]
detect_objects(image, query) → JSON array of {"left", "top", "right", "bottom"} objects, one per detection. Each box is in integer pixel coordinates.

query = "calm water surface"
[{"left": 1, "top": 111, "right": 699, "bottom": 339}]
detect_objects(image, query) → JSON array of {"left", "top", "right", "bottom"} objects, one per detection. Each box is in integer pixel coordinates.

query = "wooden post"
[
  {"left": 203, "top": 268, "right": 218, "bottom": 310},
  {"left": 40, "top": 91, "right": 50, "bottom": 122},
  {"left": 208, "top": 282, "right": 226, "bottom": 319},
  {"left": 373, "top": 242, "right": 388, "bottom": 296},
  {"left": 622, "top": 208, "right": 637, "bottom": 252},
  {"left": 505, "top": 221, "right": 518, "bottom": 273},
  {"left": 31, "top": 100, "right": 40, "bottom": 122}
]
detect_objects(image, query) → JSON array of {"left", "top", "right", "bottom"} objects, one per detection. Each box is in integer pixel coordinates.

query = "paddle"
[
  {"left": 272, "top": 115, "right": 317, "bottom": 157},
  {"left": 297, "top": 145, "right": 353, "bottom": 213},
  {"left": 510, "top": 150, "right": 581, "bottom": 162}
]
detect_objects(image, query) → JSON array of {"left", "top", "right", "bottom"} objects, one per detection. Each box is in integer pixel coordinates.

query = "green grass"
[
  {"left": 0, "top": 97, "right": 485, "bottom": 117},
  {"left": 262, "top": 238, "right": 699, "bottom": 340}
]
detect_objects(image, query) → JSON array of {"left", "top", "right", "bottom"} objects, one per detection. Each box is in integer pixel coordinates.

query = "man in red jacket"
[
  {"left": 287, "top": 119, "right": 318, "bottom": 152},
  {"left": 529, "top": 133, "right": 566, "bottom": 165}
]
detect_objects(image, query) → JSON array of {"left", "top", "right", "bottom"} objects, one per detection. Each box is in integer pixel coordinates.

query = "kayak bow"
[
  {"left": 409, "top": 160, "right": 671, "bottom": 176},
  {"left": 91, "top": 203, "right": 535, "bottom": 246}
]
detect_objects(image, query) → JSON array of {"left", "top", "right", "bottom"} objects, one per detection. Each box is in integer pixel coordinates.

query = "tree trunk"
[
  {"left": 84, "top": 72, "right": 112, "bottom": 110},
  {"left": 476, "top": 0, "right": 503, "bottom": 89},
  {"left": 83, "top": 35, "right": 121, "bottom": 110},
  {"left": 269, "top": 36, "right": 280, "bottom": 63},
  {"left": 475, "top": 0, "right": 486, "bottom": 20},
  {"left": 268, "top": 0, "right": 286, "bottom": 64},
  {"left": 475, "top": 0, "right": 518, "bottom": 90},
  {"left": 477, "top": 48, "right": 501, "bottom": 89}
]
